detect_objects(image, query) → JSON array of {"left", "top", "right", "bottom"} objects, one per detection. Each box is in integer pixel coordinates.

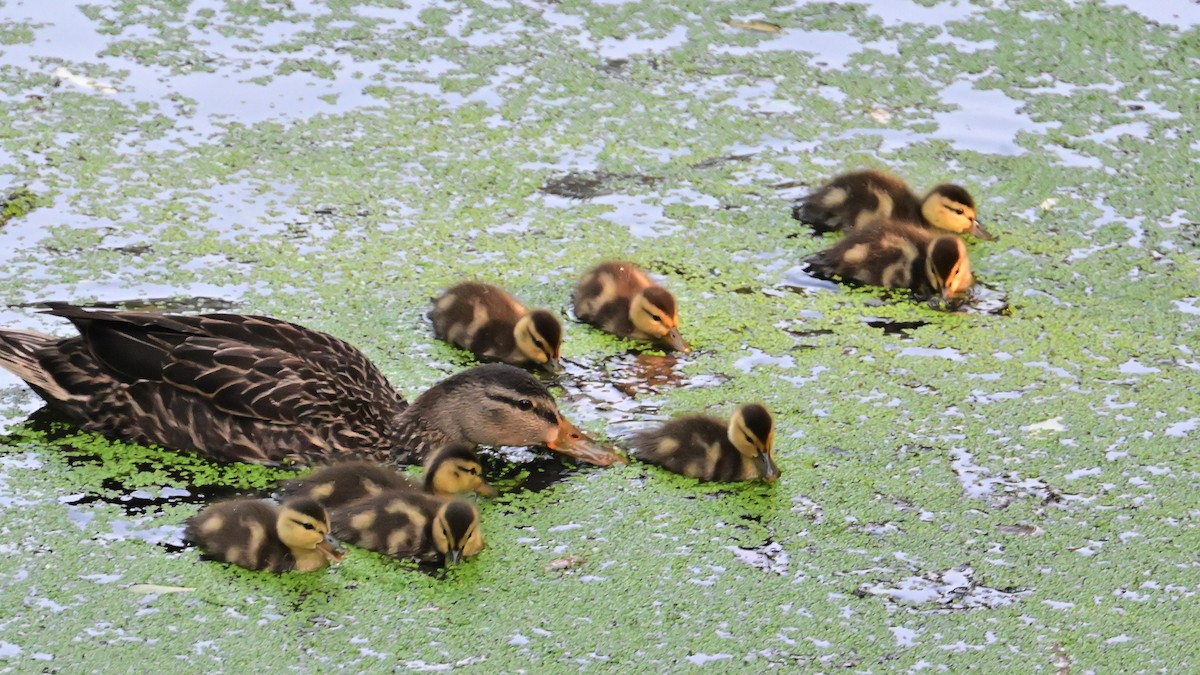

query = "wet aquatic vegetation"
[{"left": 0, "top": 0, "right": 1198, "bottom": 670}]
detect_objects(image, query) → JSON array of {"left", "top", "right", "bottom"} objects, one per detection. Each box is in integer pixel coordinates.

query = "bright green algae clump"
[{"left": 0, "top": 0, "right": 1198, "bottom": 671}]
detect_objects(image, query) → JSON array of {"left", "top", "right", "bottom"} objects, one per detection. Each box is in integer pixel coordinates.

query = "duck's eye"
[
  {"left": 517, "top": 399, "right": 533, "bottom": 411},
  {"left": 301, "top": 522, "right": 316, "bottom": 531},
  {"left": 953, "top": 208, "right": 964, "bottom": 215},
  {"left": 650, "top": 313, "right": 662, "bottom": 322}
]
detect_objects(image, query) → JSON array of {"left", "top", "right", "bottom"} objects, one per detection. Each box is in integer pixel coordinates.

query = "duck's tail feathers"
[{"left": 0, "top": 330, "right": 72, "bottom": 402}]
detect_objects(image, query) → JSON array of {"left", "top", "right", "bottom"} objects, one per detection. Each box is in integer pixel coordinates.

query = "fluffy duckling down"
[
  {"left": 632, "top": 403, "right": 779, "bottom": 483},
  {"left": 183, "top": 497, "right": 346, "bottom": 573},
  {"left": 572, "top": 261, "right": 689, "bottom": 352},
  {"left": 277, "top": 444, "right": 498, "bottom": 509},
  {"left": 430, "top": 282, "right": 563, "bottom": 374},
  {"left": 793, "top": 169, "right": 993, "bottom": 240},
  {"left": 331, "top": 491, "right": 484, "bottom": 566},
  {"left": 805, "top": 218, "right": 974, "bottom": 302}
]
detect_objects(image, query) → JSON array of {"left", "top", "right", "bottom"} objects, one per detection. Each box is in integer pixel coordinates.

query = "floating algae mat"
[{"left": 0, "top": 0, "right": 1197, "bottom": 670}]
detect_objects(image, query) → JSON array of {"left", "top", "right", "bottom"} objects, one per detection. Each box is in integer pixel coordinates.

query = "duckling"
[
  {"left": 572, "top": 262, "right": 689, "bottom": 352},
  {"left": 278, "top": 444, "right": 498, "bottom": 508},
  {"left": 183, "top": 497, "right": 347, "bottom": 573},
  {"left": 792, "top": 170, "right": 994, "bottom": 240},
  {"left": 0, "top": 304, "right": 622, "bottom": 467},
  {"left": 632, "top": 403, "right": 779, "bottom": 483},
  {"left": 430, "top": 282, "right": 563, "bottom": 374},
  {"left": 331, "top": 492, "right": 484, "bottom": 565},
  {"left": 805, "top": 218, "right": 974, "bottom": 302}
]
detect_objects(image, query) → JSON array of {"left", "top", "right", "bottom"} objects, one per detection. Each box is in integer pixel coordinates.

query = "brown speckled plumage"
[{"left": 0, "top": 306, "right": 620, "bottom": 467}]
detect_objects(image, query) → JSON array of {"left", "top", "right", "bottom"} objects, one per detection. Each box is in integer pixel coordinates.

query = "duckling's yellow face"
[
  {"left": 630, "top": 289, "right": 690, "bottom": 352},
  {"left": 727, "top": 404, "right": 779, "bottom": 483},
  {"left": 429, "top": 457, "right": 498, "bottom": 498},
  {"left": 925, "top": 236, "right": 974, "bottom": 301},
  {"left": 921, "top": 186, "right": 994, "bottom": 240},
  {"left": 275, "top": 500, "right": 346, "bottom": 562},
  {"left": 431, "top": 500, "right": 484, "bottom": 565},
  {"left": 513, "top": 311, "right": 563, "bottom": 373}
]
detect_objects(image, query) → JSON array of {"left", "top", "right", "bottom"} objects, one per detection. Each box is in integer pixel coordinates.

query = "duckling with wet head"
[
  {"left": 793, "top": 170, "right": 993, "bottom": 240},
  {"left": 806, "top": 219, "right": 974, "bottom": 302},
  {"left": 633, "top": 403, "right": 779, "bottom": 483},
  {"left": 430, "top": 282, "right": 563, "bottom": 373},
  {"left": 183, "top": 497, "right": 347, "bottom": 573},
  {"left": 332, "top": 491, "right": 484, "bottom": 566},
  {"left": 572, "top": 262, "right": 689, "bottom": 352}
]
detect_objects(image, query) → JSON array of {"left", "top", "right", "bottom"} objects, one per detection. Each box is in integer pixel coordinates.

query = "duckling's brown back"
[
  {"left": 633, "top": 416, "right": 742, "bottom": 482},
  {"left": 793, "top": 170, "right": 921, "bottom": 233},
  {"left": 430, "top": 282, "right": 526, "bottom": 350},
  {"left": 184, "top": 498, "right": 295, "bottom": 573},
  {"left": 278, "top": 460, "right": 418, "bottom": 510},
  {"left": 806, "top": 219, "right": 932, "bottom": 291},
  {"left": 329, "top": 490, "right": 441, "bottom": 560},
  {"left": 573, "top": 262, "right": 653, "bottom": 336}
]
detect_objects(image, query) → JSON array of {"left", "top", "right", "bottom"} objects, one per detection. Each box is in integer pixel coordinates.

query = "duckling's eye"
[
  {"left": 517, "top": 399, "right": 533, "bottom": 411},
  {"left": 953, "top": 208, "right": 965, "bottom": 215},
  {"left": 649, "top": 312, "right": 662, "bottom": 322},
  {"left": 301, "top": 522, "right": 316, "bottom": 531}
]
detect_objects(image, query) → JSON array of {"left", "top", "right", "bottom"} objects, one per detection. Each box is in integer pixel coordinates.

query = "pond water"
[{"left": 0, "top": 0, "right": 1196, "bottom": 671}]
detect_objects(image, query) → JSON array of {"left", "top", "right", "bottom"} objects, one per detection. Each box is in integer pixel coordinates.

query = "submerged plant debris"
[{"left": 0, "top": 0, "right": 1198, "bottom": 671}]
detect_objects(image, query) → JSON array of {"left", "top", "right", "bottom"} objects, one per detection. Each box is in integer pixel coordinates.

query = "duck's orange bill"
[{"left": 546, "top": 417, "right": 628, "bottom": 466}]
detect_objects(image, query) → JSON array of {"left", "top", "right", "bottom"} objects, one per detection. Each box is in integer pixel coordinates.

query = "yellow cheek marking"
[
  {"left": 199, "top": 515, "right": 224, "bottom": 534},
  {"left": 818, "top": 187, "right": 847, "bottom": 208},
  {"left": 841, "top": 243, "right": 870, "bottom": 265}
]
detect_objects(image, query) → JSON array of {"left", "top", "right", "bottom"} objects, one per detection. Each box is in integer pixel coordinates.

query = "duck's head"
[
  {"left": 921, "top": 184, "right": 993, "bottom": 240},
  {"left": 925, "top": 235, "right": 974, "bottom": 302},
  {"left": 424, "top": 443, "right": 498, "bottom": 497},
  {"left": 431, "top": 499, "right": 484, "bottom": 566},
  {"left": 630, "top": 286, "right": 690, "bottom": 353},
  {"left": 407, "top": 364, "right": 624, "bottom": 466},
  {"left": 513, "top": 310, "right": 563, "bottom": 374},
  {"left": 275, "top": 497, "right": 347, "bottom": 563},
  {"left": 728, "top": 403, "right": 779, "bottom": 483}
]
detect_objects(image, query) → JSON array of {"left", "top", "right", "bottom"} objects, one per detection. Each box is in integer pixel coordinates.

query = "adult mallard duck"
[
  {"left": 429, "top": 282, "right": 563, "bottom": 374},
  {"left": 632, "top": 403, "right": 779, "bottom": 483},
  {"left": 572, "top": 261, "right": 690, "bottom": 352},
  {"left": 183, "top": 496, "right": 347, "bottom": 573},
  {"left": 793, "top": 169, "right": 994, "bottom": 240},
  {"left": 0, "top": 305, "right": 621, "bottom": 466},
  {"left": 805, "top": 219, "right": 974, "bottom": 302}
]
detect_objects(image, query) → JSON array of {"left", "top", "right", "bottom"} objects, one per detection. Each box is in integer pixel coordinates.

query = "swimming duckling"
[
  {"left": 183, "top": 497, "right": 347, "bottom": 573},
  {"left": 278, "top": 444, "right": 498, "bottom": 508},
  {"left": 430, "top": 282, "right": 563, "bottom": 374},
  {"left": 331, "top": 492, "right": 484, "bottom": 565},
  {"left": 632, "top": 403, "right": 779, "bottom": 483},
  {"left": 792, "top": 170, "right": 993, "bottom": 240},
  {"left": 572, "top": 262, "right": 689, "bottom": 352},
  {"left": 805, "top": 219, "right": 974, "bottom": 302}
]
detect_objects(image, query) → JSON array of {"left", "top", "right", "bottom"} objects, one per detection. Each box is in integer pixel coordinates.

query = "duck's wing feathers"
[{"left": 44, "top": 305, "right": 408, "bottom": 423}]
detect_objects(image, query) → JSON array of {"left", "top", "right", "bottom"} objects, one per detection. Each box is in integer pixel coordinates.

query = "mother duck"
[{"left": 0, "top": 304, "right": 620, "bottom": 466}]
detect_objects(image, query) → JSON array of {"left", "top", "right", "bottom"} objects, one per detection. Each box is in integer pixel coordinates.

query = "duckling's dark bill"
[
  {"left": 318, "top": 535, "right": 348, "bottom": 563},
  {"left": 969, "top": 219, "right": 995, "bottom": 241},
  {"left": 546, "top": 417, "right": 627, "bottom": 466}
]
